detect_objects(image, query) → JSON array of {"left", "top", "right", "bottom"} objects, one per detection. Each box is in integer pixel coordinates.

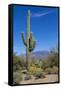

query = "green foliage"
[
  {"left": 38, "top": 59, "right": 43, "bottom": 68},
  {"left": 45, "top": 66, "right": 58, "bottom": 74},
  {"left": 29, "top": 64, "right": 37, "bottom": 75},
  {"left": 29, "top": 64, "right": 43, "bottom": 75},
  {"left": 40, "top": 60, "right": 49, "bottom": 70},
  {"left": 51, "top": 66, "right": 58, "bottom": 74},
  {"left": 13, "top": 53, "right": 24, "bottom": 71},
  {"left": 34, "top": 71, "right": 45, "bottom": 79},
  {"left": 39, "top": 48, "right": 58, "bottom": 71},
  {"left": 48, "top": 48, "right": 58, "bottom": 67},
  {"left": 45, "top": 67, "right": 53, "bottom": 74},
  {"left": 13, "top": 71, "right": 23, "bottom": 84},
  {"left": 47, "top": 54, "right": 58, "bottom": 68}
]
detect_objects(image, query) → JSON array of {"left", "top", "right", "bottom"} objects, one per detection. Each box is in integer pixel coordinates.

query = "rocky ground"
[{"left": 20, "top": 74, "right": 58, "bottom": 84}]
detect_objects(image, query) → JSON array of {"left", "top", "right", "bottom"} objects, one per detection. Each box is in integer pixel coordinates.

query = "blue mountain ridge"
[{"left": 20, "top": 51, "right": 50, "bottom": 61}]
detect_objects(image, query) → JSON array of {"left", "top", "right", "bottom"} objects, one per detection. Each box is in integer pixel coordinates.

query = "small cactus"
[{"left": 21, "top": 10, "right": 36, "bottom": 71}]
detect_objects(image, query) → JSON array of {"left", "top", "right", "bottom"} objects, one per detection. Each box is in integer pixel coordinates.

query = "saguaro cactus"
[{"left": 21, "top": 10, "right": 36, "bottom": 71}]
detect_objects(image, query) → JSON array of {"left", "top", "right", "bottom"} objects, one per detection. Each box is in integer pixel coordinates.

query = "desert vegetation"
[{"left": 13, "top": 48, "right": 59, "bottom": 84}]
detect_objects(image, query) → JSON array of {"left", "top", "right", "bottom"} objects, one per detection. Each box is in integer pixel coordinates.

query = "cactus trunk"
[
  {"left": 26, "top": 10, "right": 30, "bottom": 70},
  {"left": 21, "top": 10, "right": 36, "bottom": 71}
]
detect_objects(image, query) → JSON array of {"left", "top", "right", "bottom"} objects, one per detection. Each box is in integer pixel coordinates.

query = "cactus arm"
[
  {"left": 29, "top": 38, "right": 36, "bottom": 52},
  {"left": 29, "top": 33, "right": 36, "bottom": 52},
  {"left": 32, "top": 39, "right": 36, "bottom": 49},
  {"left": 21, "top": 32, "right": 27, "bottom": 46},
  {"left": 32, "top": 37, "right": 36, "bottom": 49}
]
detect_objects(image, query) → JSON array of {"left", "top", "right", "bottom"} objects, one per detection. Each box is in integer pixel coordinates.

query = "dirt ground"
[{"left": 20, "top": 74, "right": 58, "bottom": 84}]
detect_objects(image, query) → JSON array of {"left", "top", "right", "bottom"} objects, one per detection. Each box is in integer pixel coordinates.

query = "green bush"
[
  {"left": 13, "top": 71, "right": 23, "bottom": 84},
  {"left": 29, "top": 64, "right": 37, "bottom": 75},
  {"left": 45, "top": 66, "right": 58, "bottom": 74},
  {"left": 45, "top": 67, "right": 52, "bottom": 74},
  {"left": 51, "top": 66, "right": 58, "bottom": 74},
  {"left": 34, "top": 71, "right": 45, "bottom": 79},
  {"left": 29, "top": 65, "right": 43, "bottom": 75},
  {"left": 13, "top": 65, "right": 22, "bottom": 72},
  {"left": 13, "top": 53, "right": 24, "bottom": 72},
  {"left": 40, "top": 60, "right": 49, "bottom": 70}
]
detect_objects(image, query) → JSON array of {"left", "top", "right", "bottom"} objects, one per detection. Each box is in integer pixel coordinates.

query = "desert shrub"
[
  {"left": 24, "top": 74, "right": 32, "bottom": 80},
  {"left": 45, "top": 66, "right": 58, "bottom": 74},
  {"left": 34, "top": 71, "right": 46, "bottom": 79},
  {"left": 13, "top": 71, "right": 23, "bottom": 84},
  {"left": 38, "top": 59, "right": 43, "bottom": 68},
  {"left": 47, "top": 56, "right": 57, "bottom": 68},
  {"left": 45, "top": 67, "right": 52, "bottom": 74},
  {"left": 13, "top": 64, "right": 22, "bottom": 72},
  {"left": 41, "top": 60, "right": 49, "bottom": 70},
  {"left": 29, "top": 64, "right": 46, "bottom": 79},
  {"left": 40, "top": 48, "right": 58, "bottom": 70},
  {"left": 40, "top": 52, "right": 58, "bottom": 70},
  {"left": 51, "top": 66, "right": 58, "bottom": 74},
  {"left": 29, "top": 65, "right": 37, "bottom": 75},
  {"left": 47, "top": 48, "right": 58, "bottom": 68},
  {"left": 29, "top": 65, "right": 43, "bottom": 75},
  {"left": 13, "top": 53, "right": 24, "bottom": 71}
]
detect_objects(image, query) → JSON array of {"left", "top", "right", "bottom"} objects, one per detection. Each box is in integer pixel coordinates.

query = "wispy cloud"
[{"left": 31, "top": 10, "right": 54, "bottom": 18}]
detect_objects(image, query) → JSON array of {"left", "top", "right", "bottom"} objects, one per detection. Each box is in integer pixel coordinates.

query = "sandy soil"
[{"left": 20, "top": 74, "right": 58, "bottom": 84}]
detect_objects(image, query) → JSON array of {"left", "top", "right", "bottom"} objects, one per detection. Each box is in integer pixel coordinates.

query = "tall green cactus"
[{"left": 21, "top": 10, "right": 36, "bottom": 71}]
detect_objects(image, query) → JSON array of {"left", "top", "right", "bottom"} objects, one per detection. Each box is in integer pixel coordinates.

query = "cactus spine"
[{"left": 21, "top": 10, "right": 36, "bottom": 71}]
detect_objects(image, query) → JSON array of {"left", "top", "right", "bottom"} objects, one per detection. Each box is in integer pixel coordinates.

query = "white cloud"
[{"left": 31, "top": 10, "right": 54, "bottom": 17}]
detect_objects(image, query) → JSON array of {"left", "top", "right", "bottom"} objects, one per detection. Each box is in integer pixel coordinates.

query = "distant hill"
[{"left": 21, "top": 51, "right": 49, "bottom": 61}]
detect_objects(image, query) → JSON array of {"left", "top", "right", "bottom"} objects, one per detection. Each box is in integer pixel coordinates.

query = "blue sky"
[{"left": 13, "top": 5, "right": 58, "bottom": 55}]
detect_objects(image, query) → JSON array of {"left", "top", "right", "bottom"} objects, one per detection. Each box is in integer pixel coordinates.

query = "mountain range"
[{"left": 21, "top": 51, "right": 50, "bottom": 61}]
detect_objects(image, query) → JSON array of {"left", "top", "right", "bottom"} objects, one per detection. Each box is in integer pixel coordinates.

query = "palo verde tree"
[{"left": 21, "top": 10, "right": 36, "bottom": 71}]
